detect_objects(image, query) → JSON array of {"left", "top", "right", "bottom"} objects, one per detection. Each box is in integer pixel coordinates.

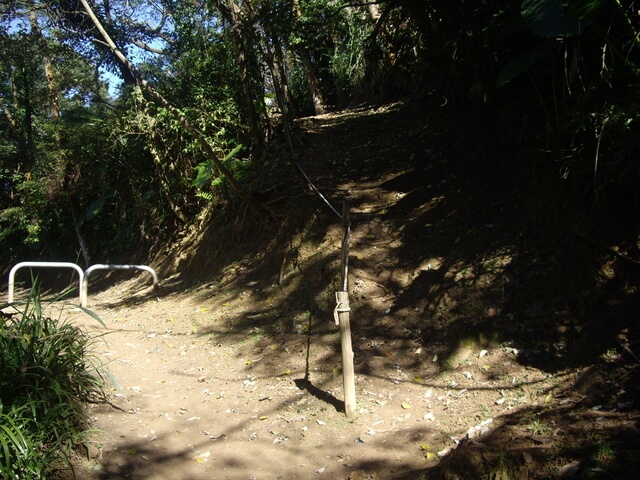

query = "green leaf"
[
  {"left": 77, "top": 306, "right": 107, "bottom": 328},
  {"left": 192, "top": 160, "right": 215, "bottom": 189},
  {"left": 223, "top": 144, "right": 243, "bottom": 163},
  {"left": 83, "top": 193, "right": 114, "bottom": 222},
  {"left": 496, "top": 45, "right": 553, "bottom": 88},
  {"left": 565, "top": 0, "right": 605, "bottom": 19},
  {"left": 0, "top": 415, "right": 29, "bottom": 458}
]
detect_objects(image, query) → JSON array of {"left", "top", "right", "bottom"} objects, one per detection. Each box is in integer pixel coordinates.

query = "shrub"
[{"left": 0, "top": 285, "right": 105, "bottom": 479}]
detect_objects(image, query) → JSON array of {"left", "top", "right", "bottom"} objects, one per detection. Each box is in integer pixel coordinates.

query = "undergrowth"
[{"left": 0, "top": 284, "right": 106, "bottom": 479}]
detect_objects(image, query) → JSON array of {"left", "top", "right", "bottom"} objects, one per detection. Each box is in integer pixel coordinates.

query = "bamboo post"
[{"left": 336, "top": 199, "right": 356, "bottom": 418}]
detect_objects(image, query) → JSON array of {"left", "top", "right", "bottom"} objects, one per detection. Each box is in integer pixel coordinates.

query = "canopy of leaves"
[{"left": 0, "top": 0, "right": 637, "bottom": 273}]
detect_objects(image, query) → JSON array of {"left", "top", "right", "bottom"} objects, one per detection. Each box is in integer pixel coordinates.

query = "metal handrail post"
[
  {"left": 81, "top": 264, "right": 159, "bottom": 307},
  {"left": 7, "top": 262, "right": 84, "bottom": 304}
]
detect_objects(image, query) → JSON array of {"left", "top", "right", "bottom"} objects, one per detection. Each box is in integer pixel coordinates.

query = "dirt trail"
[
  {"left": 32, "top": 101, "right": 639, "bottom": 479},
  {"left": 65, "top": 273, "right": 560, "bottom": 480}
]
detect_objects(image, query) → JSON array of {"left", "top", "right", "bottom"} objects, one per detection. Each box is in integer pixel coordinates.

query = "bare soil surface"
[{"left": 24, "top": 99, "right": 640, "bottom": 479}]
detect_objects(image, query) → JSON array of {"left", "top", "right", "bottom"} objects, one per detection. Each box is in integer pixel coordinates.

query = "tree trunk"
[
  {"left": 69, "top": 191, "right": 92, "bottom": 266},
  {"left": 296, "top": 45, "right": 326, "bottom": 115},
  {"left": 31, "top": 6, "right": 92, "bottom": 265},
  {"left": 293, "top": 0, "right": 327, "bottom": 115},
  {"left": 222, "top": 0, "right": 264, "bottom": 156},
  {"left": 2, "top": 69, "right": 20, "bottom": 134},
  {"left": 78, "top": 0, "right": 256, "bottom": 208}
]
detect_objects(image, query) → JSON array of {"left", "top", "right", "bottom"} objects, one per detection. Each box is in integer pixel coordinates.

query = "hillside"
[{"left": 61, "top": 97, "right": 640, "bottom": 479}]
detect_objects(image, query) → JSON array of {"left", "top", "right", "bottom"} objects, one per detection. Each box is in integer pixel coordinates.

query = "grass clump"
[{"left": 0, "top": 285, "right": 105, "bottom": 479}]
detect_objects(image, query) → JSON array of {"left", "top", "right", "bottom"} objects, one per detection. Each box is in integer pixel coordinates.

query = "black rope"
[{"left": 275, "top": 81, "right": 343, "bottom": 221}]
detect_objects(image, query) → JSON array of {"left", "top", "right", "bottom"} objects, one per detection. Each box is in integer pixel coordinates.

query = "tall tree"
[
  {"left": 292, "top": 0, "right": 327, "bottom": 114},
  {"left": 215, "top": 0, "right": 265, "bottom": 155},
  {"left": 29, "top": 4, "right": 93, "bottom": 265}
]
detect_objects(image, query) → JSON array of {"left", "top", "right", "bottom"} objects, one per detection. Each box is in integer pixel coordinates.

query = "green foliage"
[
  {"left": 329, "top": 8, "right": 374, "bottom": 105},
  {"left": 193, "top": 143, "right": 246, "bottom": 202},
  {"left": 0, "top": 0, "right": 638, "bottom": 266},
  {"left": 0, "top": 285, "right": 105, "bottom": 479},
  {"left": 0, "top": 18, "right": 127, "bottom": 262}
]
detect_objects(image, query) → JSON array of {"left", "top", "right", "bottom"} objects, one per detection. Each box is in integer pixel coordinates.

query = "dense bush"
[{"left": 0, "top": 287, "right": 105, "bottom": 479}]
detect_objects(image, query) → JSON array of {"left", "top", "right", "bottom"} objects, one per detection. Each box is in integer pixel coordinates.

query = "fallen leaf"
[
  {"left": 193, "top": 451, "right": 210, "bottom": 464},
  {"left": 401, "top": 402, "right": 412, "bottom": 410}
]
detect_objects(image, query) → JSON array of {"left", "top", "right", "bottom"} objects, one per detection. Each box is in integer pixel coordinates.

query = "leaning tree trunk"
[{"left": 78, "top": 0, "right": 256, "bottom": 208}]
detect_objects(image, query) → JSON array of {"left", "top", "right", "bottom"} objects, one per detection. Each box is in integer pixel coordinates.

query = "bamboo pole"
[{"left": 337, "top": 199, "right": 356, "bottom": 418}]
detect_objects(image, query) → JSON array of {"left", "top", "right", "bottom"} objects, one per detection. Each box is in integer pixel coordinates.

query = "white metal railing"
[
  {"left": 7, "top": 262, "right": 84, "bottom": 304},
  {"left": 7, "top": 262, "right": 158, "bottom": 307},
  {"left": 81, "top": 264, "right": 158, "bottom": 307}
]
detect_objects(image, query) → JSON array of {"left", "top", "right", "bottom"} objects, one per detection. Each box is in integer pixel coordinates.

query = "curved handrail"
[
  {"left": 81, "top": 264, "right": 158, "bottom": 307},
  {"left": 7, "top": 262, "right": 84, "bottom": 304}
]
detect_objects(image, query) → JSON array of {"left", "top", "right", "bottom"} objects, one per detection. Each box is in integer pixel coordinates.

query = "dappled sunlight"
[{"left": 42, "top": 99, "right": 639, "bottom": 479}]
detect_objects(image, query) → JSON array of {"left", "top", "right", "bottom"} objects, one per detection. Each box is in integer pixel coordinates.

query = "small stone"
[{"left": 558, "top": 461, "right": 581, "bottom": 478}]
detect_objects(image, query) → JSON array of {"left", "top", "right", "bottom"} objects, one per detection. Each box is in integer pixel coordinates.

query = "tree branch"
[
  {"left": 132, "top": 39, "right": 166, "bottom": 54},
  {"left": 77, "top": 0, "right": 256, "bottom": 208}
]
